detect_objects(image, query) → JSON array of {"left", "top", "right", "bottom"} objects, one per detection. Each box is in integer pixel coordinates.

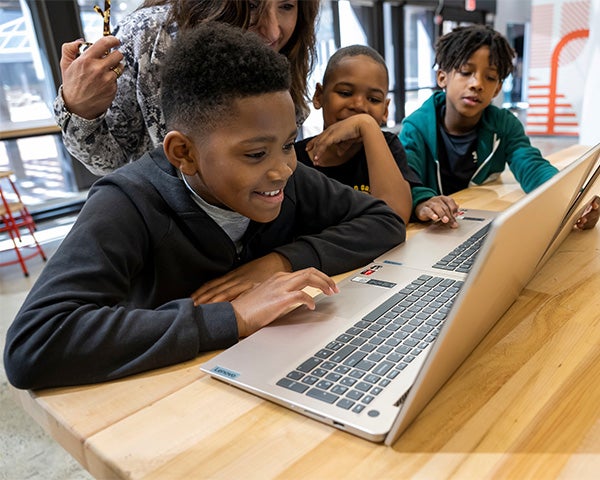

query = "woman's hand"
[{"left": 60, "top": 36, "right": 124, "bottom": 119}]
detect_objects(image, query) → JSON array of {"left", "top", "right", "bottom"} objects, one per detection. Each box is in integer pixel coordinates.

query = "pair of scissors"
[
  {"left": 93, "top": 0, "right": 112, "bottom": 37},
  {"left": 78, "top": 0, "right": 112, "bottom": 55}
]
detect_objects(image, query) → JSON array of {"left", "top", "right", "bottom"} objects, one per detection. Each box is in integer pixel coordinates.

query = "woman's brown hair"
[
  {"left": 278, "top": 0, "right": 319, "bottom": 121},
  {"left": 141, "top": 0, "right": 319, "bottom": 122},
  {"left": 141, "top": 0, "right": 251, "bottom": 29}
]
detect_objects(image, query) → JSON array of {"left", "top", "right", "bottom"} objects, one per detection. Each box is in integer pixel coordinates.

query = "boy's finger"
[
  {"left": 280, "top": 268, "right": 338, "bottom": 296},
  {"left": 294, "top": 268, "right": 335, "bottom": 291}
]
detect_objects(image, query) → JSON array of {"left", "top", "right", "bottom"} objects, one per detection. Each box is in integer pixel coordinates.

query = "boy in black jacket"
[
  {"left": 296, "top": 45, "right": 420, "bottom": 224},
  {"left": 4, "top": 23, "right": 405, "bottom": 390}
]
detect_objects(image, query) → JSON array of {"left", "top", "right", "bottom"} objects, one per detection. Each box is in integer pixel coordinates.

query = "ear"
[
  {"left": 382, "top": 97, "right": 390, "bottom": 125},
  {"left": 492, "top": 80, "right": 503, "bottom": 99},
  {"left": 163, "top": 130, "right": 198, "bottom": 176},
  {"left": 436, "top": 69, "right": 448, "bottom": 89},
  {"left": 312, "top": 82, "right": 324, "bottom": 109}
]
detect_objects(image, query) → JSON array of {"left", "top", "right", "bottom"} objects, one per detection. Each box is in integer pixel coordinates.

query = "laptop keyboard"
[
  {"left": 432, "top": 224, "right": 490, "bottom": 273},
  {"left": 276, "top": 275, "right": 463, "bottom": 414}
]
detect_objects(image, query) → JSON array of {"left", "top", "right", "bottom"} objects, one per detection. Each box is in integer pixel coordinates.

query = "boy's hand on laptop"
[
  {"left": 231, "top": 268, "right": 339, "bottom": 338},
  {"left": 574, "top": 195, "right": 599, "bottom": 230},
  {"left": 191, "top": 253, "right": 293, "bottom": 305},
  {"left": 415, "top": 196, "right": 460, "bottom": 228}
]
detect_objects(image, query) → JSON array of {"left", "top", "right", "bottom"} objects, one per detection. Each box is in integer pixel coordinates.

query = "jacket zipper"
[{"left": 435, "top": 133, "right": 501, "bottom": 194}]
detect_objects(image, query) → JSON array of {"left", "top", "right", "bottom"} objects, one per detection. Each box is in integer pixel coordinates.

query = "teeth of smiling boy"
[{"left": 261, "top": 190, "right": 280, "bottom": 196}]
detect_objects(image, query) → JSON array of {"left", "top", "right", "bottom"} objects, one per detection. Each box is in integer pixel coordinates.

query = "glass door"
[
  {"left": 0, "top": 0, "right": 77, "bottom": 211},
  {"left": 403, "top": 4, "right": 437, "bottom": 118},
  {"left": 0, "top": 0, "right": 139, "bottom": 214}
]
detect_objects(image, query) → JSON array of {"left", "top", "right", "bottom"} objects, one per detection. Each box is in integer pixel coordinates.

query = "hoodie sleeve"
[
  {"left": 499, "top": 109, "right": 558, "bottom": 192},
  {"left": 273, "top": 163, "right": 406, "bottom": 274},
  {"left": 3, "top": 180, "right": 239, "bottom": 390},
  {"left": 400, "top": 117, "right": 442, "bottom": 209}
]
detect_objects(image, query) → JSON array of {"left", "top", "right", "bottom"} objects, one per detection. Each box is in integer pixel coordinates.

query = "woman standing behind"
[{"left": 54, "top": 0, "right": 319, "bottom": 175}]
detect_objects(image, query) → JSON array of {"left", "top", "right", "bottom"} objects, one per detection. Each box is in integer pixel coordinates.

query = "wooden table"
[
  {"left": 11, "top": 145, "right": 600, "bottom": 479},
  {"left": 0, "top": 121, "right": 61, "bottom": 141},
  {"left": 1, "top": 121, "right": 62, "bottom": 179}
]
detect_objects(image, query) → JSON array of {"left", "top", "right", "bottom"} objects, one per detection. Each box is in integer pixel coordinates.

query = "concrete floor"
[
  {"left": 0, "top": 135, "right": 579, "bottom": 479},
  {"left": 0, "top": 218, "right": 92, "bottom": 480}
]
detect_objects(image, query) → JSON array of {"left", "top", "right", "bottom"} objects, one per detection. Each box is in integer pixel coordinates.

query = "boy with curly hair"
[
  {"left": 5, "top": 23, "right": 405, "bottom": 390},
  {"left": 400, "top": 24, "right": 598, "bottom": 228}
]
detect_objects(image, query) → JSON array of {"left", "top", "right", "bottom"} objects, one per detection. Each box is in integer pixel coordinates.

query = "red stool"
[{"left": 0, "top": 170, "right": 47, "bottom": 277}]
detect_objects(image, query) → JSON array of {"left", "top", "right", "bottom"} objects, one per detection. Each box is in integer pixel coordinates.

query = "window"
[
  {"left": 0, "top": 0, "right": 78, "bottom": 212},
  {"left": 77, "top": 0, "right": 138, "bottom": 42},
  {"left": 403, "top": 5, "right": 437, "bottom": 117},
  {"left": 0, "top": 0, "right": 138, "bottom": 215}
]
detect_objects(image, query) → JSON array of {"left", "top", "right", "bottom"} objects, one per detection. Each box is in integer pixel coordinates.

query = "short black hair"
[
  {"left": 161, "top": 22, "right": 292, "bottom": 134},
  {"left": 322, "top": 44, "right": 388, "bottom": 88},
  {"left": 435, "top": 25, "right": 515, "bottom": 81}
]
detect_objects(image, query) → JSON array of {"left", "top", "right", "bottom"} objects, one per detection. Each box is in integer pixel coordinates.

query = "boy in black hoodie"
[{"left": 4, "top": 23, "right": 405, "bottom": 390}]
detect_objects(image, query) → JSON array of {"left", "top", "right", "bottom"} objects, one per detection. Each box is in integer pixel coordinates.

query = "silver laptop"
[
  {"left": 372, "top": 207, "right": 497, "bottom": 275},
  {"left": 536, "top": 144, "right": 600, "bottom": 268},
  {"left": 376, "top": 146, "right": 599, "bottom": 276},
  {"left": 201, "top": 143, "right": 600, "bottom": 445}
]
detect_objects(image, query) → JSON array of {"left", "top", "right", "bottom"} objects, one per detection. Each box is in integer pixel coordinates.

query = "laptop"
[
  {"left": 201, "top": 143, "right": 600, "bottom": 445},
  {"left": 375, "top": 144, "right": 599, "bottom": 276},
  {"left": 536, "top": 144, "right": 600, "bottom": 268}
]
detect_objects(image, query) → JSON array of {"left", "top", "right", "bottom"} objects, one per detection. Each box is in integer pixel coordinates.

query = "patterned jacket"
[{"left": 54, "top": 6, "right": 176, "bottom": 175}]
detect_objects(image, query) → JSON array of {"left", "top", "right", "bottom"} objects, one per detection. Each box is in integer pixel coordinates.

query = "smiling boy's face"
[
  {"left": 437, "top": 45, "right": 503, "bottom": 134},
  {"left": 172, "top": 91, "right": 298, "bottom": 223},
  {"left": 314, "top": 54, "right": 390, "bottom": 129}
]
